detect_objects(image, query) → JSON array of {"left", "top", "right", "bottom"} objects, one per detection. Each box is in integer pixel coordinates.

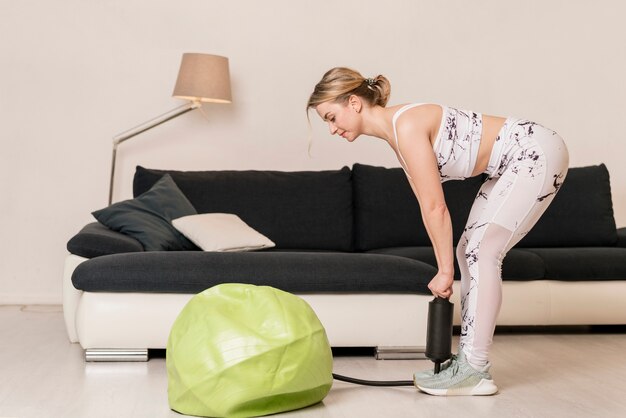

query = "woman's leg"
[
  {"left": 456, "top": 177, "right": 498, "bottom": 352},
  {"left": 459, "top": 123, "right": 569, "bottom": 370}
]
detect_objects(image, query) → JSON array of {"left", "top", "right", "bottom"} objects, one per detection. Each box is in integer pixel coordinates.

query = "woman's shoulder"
[{"left": 393, "top": 103, "right": 443, "bottom": 133}]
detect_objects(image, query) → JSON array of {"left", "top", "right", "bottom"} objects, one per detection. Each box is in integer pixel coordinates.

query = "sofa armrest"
[
  {"left": 617, "top": 227, "right": 626, "bottom": 248},
  {"left": 67, "top": 222, "right": 144, "bottom": 258}
]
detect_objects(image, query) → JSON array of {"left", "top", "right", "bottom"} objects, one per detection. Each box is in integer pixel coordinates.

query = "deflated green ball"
[{"left": 167, "top": 283, "right": 333, "bottom": 417}]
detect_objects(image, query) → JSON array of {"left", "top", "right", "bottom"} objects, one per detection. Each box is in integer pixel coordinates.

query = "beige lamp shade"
[{"left": 173, "top": 53, "right": 232, "bottom": 103}]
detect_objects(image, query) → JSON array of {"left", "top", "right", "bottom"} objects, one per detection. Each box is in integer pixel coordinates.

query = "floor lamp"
[{"left": 109, "top": 53, "right": 232, "bottom": 204}]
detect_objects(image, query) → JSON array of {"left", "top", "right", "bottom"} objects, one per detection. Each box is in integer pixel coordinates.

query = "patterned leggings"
[{"left": 458, "top": 119, "right": 569, "bottom": 370}]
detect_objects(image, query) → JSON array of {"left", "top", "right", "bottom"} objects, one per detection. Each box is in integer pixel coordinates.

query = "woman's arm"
[{"left": 395, "top": 119, "right": 455, "bottom": 297}]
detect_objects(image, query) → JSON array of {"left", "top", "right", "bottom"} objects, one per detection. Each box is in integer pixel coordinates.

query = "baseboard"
[{"left": 0, "top": 293, "right": 62, "bottom": 305}]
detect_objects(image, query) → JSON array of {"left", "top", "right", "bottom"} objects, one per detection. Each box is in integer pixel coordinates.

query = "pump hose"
[{"left": 332, "top": 373, "right": 414, "bottom": 387}]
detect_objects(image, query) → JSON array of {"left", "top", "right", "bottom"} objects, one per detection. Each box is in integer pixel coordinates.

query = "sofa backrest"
[
  {"left": 352, "top": 163, "right": 617, "bottom": 250},
  {"left": 352, "top": 164, "right": 484, "bottom": 250},
  {"left": 134, "top": 163, "right": 617, "bottom": 253},
  {"left": 134, "top": 166, "right": 354, "bottom": 251}
]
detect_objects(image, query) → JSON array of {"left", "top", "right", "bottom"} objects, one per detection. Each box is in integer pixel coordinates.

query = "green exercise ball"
[{"left": 167, "top": 283, "right": 333, "bottom": 417}]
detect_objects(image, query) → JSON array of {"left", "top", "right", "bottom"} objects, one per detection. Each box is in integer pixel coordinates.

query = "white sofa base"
[{"left": 63, "top": 254, "right": 626, "bottom": 360}]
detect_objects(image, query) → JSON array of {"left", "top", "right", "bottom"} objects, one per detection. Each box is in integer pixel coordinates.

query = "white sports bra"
[{"left": 392, "top": 103, "right": 483, "bottom": 182}]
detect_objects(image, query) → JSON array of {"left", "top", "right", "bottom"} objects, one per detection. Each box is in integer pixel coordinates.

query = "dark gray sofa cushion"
[
  {"left": 367, "top": 247, "right": 545, "bottom": 280},
  {"left": 353, "top": 163, "right": 618, "bottom": 250},
  {"left": 523, "top": 248, "right": 626, "bottom": 280},
  {"left": 71, "top": 252, "right": 436, "bottom": 294},
  {"left": 134, "top": 166, "right": 353, "bottom": 251},
  {"left": 352, "top": 164, "right": 484, "bottom": 251},
  {"left": 67, "top": 222, "right": 144, "bottom": 258},
  {"left": 517, "top": 164, "right": 617, "bottom": 247}
]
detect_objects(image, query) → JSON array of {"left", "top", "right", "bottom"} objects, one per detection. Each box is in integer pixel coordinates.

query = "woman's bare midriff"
[{"left": 472, "top": 114, "right": 506, "bottom": 176}]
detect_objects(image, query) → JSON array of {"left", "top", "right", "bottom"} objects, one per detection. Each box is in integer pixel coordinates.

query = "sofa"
[{"left": 63, "top": 164, "right": 626, "bottom": 361}]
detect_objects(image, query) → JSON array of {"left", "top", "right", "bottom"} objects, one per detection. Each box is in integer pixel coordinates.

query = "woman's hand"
[{"left": 428, "top": 271, "right": 454, "bottom": 299}]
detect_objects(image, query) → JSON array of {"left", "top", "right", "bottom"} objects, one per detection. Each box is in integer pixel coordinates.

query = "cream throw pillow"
[{"left": 172, "top": 213, "right": 275, "bottom": 252}]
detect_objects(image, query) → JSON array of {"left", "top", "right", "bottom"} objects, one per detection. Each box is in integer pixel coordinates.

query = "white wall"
[{"left": 1, "top": 0, "right": 625, "bottom": 304}]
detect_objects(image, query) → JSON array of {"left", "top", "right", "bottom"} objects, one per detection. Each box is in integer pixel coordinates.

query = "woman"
[{"left": 307, "top": 67, "right": 569, "bottom": 396}]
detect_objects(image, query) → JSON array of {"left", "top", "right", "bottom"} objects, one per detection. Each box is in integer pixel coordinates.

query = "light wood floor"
[{"left": 1, "top": 305, "right": 626, "bottom": 418}]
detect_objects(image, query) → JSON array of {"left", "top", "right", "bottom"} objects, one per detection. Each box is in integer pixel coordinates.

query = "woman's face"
[{"left": 315, "top": 98, "right": 362, "bottom": 142}]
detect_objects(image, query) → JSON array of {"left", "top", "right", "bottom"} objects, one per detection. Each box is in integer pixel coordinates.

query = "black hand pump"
[
  {"left": 425, "top": 296, "right": 454, "bottom": 374},
  {"left": 331, "top": 295, "right": 455, "bottom": 387}
]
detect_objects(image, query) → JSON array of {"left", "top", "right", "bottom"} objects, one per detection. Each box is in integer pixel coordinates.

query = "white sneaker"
[{"left": 416, "top": 352, "right": 498, "bottom": 396}]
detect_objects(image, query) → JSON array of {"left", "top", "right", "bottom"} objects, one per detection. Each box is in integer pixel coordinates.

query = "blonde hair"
[
  {"left": 305, "top": 67, "right": 391, "bottom": 156},
  {"left": 307, "top": 67, "right": 391, "bottom": 110}
]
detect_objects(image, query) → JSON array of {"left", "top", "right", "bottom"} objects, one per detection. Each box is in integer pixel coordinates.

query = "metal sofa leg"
[
  {"left": 375, "top": 346, "right": 427, "bottom": 360},
  {"left": 85, "top": 349, "right": 149, "bottom": 362}
]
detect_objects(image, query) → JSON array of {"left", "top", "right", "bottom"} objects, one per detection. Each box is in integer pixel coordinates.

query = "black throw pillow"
[{"left": 92, "top": 174, "right": 198, "bottom": 251}]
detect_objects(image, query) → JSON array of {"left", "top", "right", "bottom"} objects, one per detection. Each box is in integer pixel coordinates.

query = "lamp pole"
[{"left": 108, "top": 101, "right": 200, "bottom": 205}]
